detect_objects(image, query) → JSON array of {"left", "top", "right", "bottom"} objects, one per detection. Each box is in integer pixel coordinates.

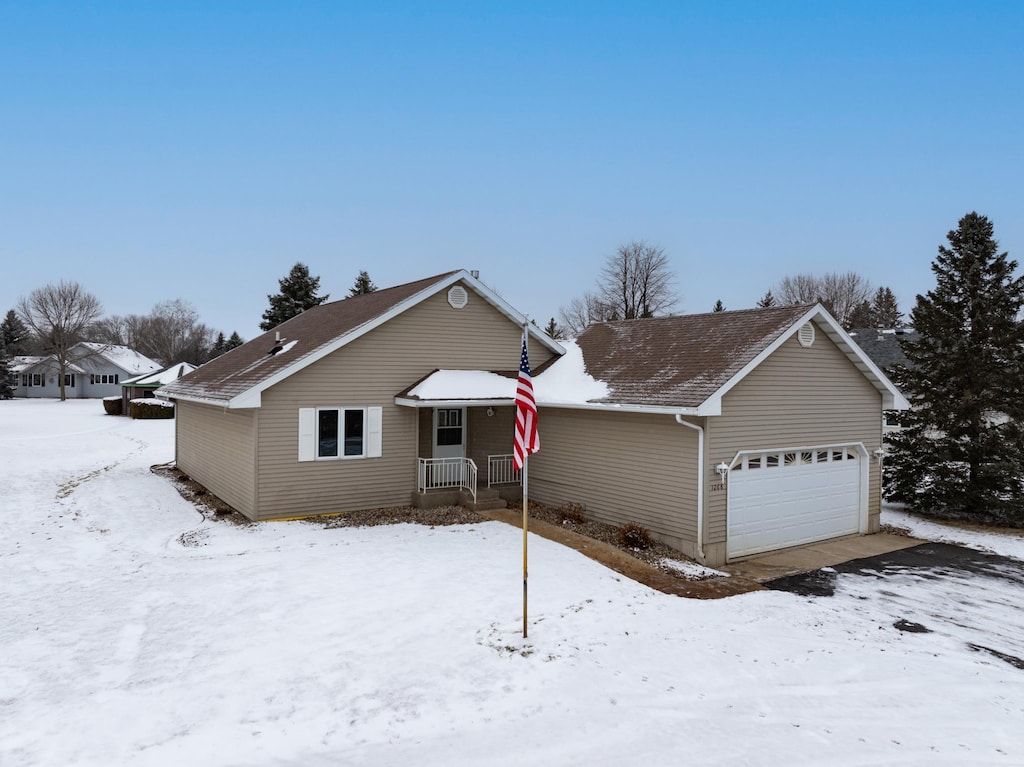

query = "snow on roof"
[
  {"left": 77, "top": 343, "right": 161, "bottom": 375},
  {"left": 406, "top": 341, "right": 610, "bottom": 405},
  {"left": 122, "top": 362, "right": 198, "bottom": 387}
]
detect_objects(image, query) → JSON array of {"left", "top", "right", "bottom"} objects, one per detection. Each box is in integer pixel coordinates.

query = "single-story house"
[
  {"left": 120, "top": 361, "right": 197, "bottom": 414},
  {"left": 13, "top": 343, "right": 161, "bottom": 399},
  {"left": 158, "top": 269, "right": 908, "bottom": 566}
]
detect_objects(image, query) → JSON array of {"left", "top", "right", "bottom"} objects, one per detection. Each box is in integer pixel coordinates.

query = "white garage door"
[{"left": 727, "top": 446, "right": 864, "bottom": 559}]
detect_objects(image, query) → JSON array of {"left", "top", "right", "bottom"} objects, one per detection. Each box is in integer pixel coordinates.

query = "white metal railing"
[
  {"left": 487, "top": 454, "right": 522, "bottom": 486},
  {"left": 418, "top": 457, "right": 477, "bottom": 504}
]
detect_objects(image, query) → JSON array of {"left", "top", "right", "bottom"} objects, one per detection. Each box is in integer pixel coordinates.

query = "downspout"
[{"left": 675, "top": 414, "right": 706, "bottom": 561}]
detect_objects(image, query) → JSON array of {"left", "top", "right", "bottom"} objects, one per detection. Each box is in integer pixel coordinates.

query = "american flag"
[{"left": 513, "top": 332, "right": 539, "bottom": 470}]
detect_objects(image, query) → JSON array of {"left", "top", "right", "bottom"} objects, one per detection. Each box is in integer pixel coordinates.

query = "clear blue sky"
[{"left": 3, "top": 1, "right": 1022, "bottom": 340}]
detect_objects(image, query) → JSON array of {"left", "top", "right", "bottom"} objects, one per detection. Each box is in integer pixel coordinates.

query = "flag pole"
[{"left": 522, "top": 453, "right": 529, "bottom": 639}]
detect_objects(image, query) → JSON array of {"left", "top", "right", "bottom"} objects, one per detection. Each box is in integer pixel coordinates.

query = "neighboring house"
[
  {"left": 12, "top": 343, "right": 161, "bottom": 399},
  {"left": 158, "top": 270, "right": 907, "bottom": 567},
  {"left": 847, "top": 328, "right": 918, "bottom": 433},
  {"left": 120, "top": 362, "right": 197, "bottom": 414}
]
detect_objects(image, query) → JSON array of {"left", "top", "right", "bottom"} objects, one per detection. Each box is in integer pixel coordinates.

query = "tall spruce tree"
[
  {"left": 226, "top": 331, "right": 244, "bottom": 350},
  {"left": 0, "top": 340, "right": 14, "bottom": 399},
  {"left": 347, "top": 270, "right": 378, "bottom": 297},
  {"left": 260, "top": 263, "right": 329, "bottom": 331},
  {"left": 885, "top": 212, "right": 1024, "bottom": 523},
  {"left": 756, "top": 290, "right": 777, "bottom": 308},
  {"left": 1, "top": 309, "right": 30, "bottom": 355},
  {"left": 712, "top": 299, "right": 725, "bottom": 312},
  {"left": 871, "top": 286, "right": 903, "bottom": 327}
]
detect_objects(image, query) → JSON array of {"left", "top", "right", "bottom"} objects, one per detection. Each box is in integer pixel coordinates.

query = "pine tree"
[
  {"left": 847, "top": 300, "right": 874, "bottom": 329},
  {"left": 544, "top": 317, "right": 563, "bottom": 339},
  {"left": 871, "top": 286, "right": 903, "bottom": 327},
  {"left": 210, "top": 332, "right": 227, "bottom": 357},
  {"left": 713, "top": 299, "right": 725, "bottom": 312},
  {"left": 260, "top": 263, "right": 329, "bottom": 331},
  {"left": 347, "top": 270, "right": 378, "bottom": 297},
  {"left": 1, "top": 309, "right": 30, "bottom": 355},
  {"left": 226, "top": 331, "right": 244, "bottom": 350},
  {"left": 885, "top": 212, "right": 1024, "bottom": 524},
  {"left": 0, "top": 340, "right": 14, "bottom": 399},
  {"left": 756, "top": 290, "right": 776, "bottom": 308}
]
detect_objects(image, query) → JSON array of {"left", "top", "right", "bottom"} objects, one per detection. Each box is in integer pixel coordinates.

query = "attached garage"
[{"left": 726, "top": 444, "right": 867, "bottom": 559}]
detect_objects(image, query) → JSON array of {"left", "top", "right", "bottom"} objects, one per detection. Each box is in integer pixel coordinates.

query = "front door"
[{"left": 432, "top": 408, "right": 466, "bottom": 459}]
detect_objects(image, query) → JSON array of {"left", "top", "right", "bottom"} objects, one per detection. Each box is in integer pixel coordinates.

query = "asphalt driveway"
[{"left": 766, "top": 542, "right": 1024, "bottom": 671}]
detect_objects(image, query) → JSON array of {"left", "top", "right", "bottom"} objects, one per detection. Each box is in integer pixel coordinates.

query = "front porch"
[{"left": 413, "top": 454, "right": 523, "bottom": 512}]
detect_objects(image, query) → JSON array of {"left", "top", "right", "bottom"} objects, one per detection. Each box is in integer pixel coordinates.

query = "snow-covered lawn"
[{"left": 2, "top": 399, "right": 1023, "bottom": 766}]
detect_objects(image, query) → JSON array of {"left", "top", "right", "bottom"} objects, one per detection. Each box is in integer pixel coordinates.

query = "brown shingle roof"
[
  {"left": 576, "top": 304, "right": 814, "bottom": 408},
  {"left": 159, "top": 271, "right": 460, "bottom": 404}
]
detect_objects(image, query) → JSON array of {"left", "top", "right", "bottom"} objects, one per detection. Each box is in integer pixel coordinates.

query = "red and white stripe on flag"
[{"left": 513, "top": 332, "right": 539, "bottom": 470}]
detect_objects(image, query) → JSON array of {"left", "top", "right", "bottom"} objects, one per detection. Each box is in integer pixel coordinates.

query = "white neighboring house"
[{"left": 12, "top": 343, "right": 161, "bottom": 399}]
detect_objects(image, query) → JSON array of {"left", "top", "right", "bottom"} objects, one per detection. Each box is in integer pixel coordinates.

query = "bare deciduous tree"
[
  {"left": 560, "top": 241, "right": 679, "bottom": 335},
  {"left": 598, "top": 241, "right": 678, "bottom": 320},
  {"left": 135, "top": 300, "right": 216, "bottom": 366},
  {"left": 17, "top": 281, "right": 103, "bottom": 400},
  {"left": 776, "top": 271, "right": 873, "bottom": 329},
  {"left": 558, "top": 291, "right": 617, "bottom": 337}
]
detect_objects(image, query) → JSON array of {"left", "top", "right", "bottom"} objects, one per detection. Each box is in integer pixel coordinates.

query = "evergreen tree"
[
  {"left": 713, "top": 299, "right": 725, "bottom": 312},
  {"left": 885, "top": 212, "right": 1024, "bottom": 524},
  {"left": 210, "top": 332, "right": 227, "bottom": 357},
  {"left": 1, "top": 309, "right": 30, "bottom": 355},
  {"left": 0, "top": 341, "right": 14, "bottom": 399},
  {"left": 260, "top": 263, "right": 329, "bottom": 331},
  {"left": 847, "top": 300, "right": 874, "bottom": 329},
  {"left": 543, "top": 317, "right": 564, "bottom": 340},
  {"left": 756, "top": 290, "right": 777, "bottom": 308},
  {"left": 871, "top": 286, "right": 903, "bottom": 327},
  {"left": 347, "top": 270, "right": 378, "bottom": 297},
  {"left": 226, "top": 331, "right": 244, "bottom": 350}
]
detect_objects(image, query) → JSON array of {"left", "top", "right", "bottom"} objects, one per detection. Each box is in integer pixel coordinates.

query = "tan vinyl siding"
[
  {"left": 466, "top": 406, "right": 516, "bottom": 483},
  {"left": 255, "top": 285, "right": 556, "bottom": 519},
  {"left": 706, "top": 331, "right": 883, "bottom": 545},
  {"left": 175, "top": 401, "right": 257, "bottom": 518},
  {"left": 529, "top": 409, "right": 700, "bottom": 554}
]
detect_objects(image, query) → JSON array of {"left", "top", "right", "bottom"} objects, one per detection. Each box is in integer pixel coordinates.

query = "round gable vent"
[
  {"left": 798, "top": 322, "right": 815, "bottom": 348},
  {"left": 447, "top": 285, "right": 469, "bottom": 309}
]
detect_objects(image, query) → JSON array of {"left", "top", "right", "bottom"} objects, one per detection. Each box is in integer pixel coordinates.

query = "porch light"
[
  {"left": 486, "top": 407, "right": 494, "bottom": 417},
  {"left": 873, "top": 448, "right": 887, "bottom": 461},
  {"left": 715, "top": 462, "right": 730, "bottom": 478}
]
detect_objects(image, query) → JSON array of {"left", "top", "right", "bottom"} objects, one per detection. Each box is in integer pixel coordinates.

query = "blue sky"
[{"left": 2, "top": 2, "right": 1023, "bottom": 340}]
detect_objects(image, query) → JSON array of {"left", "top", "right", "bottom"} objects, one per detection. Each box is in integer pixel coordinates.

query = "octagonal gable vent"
[
  {"left": 798, "top": 322, "right": 815, "bottom": 348},
  {"left": 448, "top": 285, "right": 468, "bottom": 309}
]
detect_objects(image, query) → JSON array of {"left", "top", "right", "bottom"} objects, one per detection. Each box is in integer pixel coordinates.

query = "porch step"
[{"left": 468, "top": 497, "right": 508, "bottom": 512}]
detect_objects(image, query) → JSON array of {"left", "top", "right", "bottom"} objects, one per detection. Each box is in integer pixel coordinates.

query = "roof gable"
[
  {"left": 575, "top": 305, "right": 908, "bottom": 414},
  {"left": 158, "top": 269, "right": 564, "bottom": 408}
]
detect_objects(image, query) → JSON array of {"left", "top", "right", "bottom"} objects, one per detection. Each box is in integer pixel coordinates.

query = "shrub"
[
  {"left": 617, "top": 521, "right": 652, "bottom": 550},
  {"left": 102, "top": 397, "right": 123, "bottom": 416},
  {"left": 558, "top": 502, "right": 587, "bottom": 525},
  {"left": 129, "top": 399, "right": 175, "bottom": 419}
]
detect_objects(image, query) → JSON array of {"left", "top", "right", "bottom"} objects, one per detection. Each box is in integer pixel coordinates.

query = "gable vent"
[
  {"left": 798, "top": 322, "right": 815, "bottom": 348},
  {"left": 447, "top": 285, "right": 469, "bottom": 309}
]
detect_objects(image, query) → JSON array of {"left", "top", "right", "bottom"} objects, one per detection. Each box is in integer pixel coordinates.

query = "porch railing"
[
  {"left": 418, "top": 457, "right": 477, "bottom": 504},
  {"left": 487, "top": 454, "right": 522, "bottom": 486}
]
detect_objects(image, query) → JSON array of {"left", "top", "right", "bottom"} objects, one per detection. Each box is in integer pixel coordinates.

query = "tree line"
[{"left": 0, "top": 264, "right": 377, "bottom": 400}]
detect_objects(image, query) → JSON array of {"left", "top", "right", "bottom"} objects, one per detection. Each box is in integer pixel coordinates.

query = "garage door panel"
[{"left": 727, "top": 447, "right": 862, "bottom": 559}]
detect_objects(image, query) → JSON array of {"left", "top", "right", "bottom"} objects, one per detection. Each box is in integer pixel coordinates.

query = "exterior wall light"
[
  {"left": 715, "top": 462, "right": 730, "bottom": 479},
  {"left": 486, "top": 407, "right": 495, "bottom": 417}
]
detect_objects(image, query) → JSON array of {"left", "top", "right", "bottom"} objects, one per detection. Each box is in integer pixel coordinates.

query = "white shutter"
[
  {"left": 298, "top": 408, "right": 316, "bottom": 462},
  {"left": 366, "top": 406, "right": 383, "bottom": 458}
]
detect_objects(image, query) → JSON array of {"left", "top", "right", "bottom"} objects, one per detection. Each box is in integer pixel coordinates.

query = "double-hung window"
[
  {"left": 317, "top": 408, "right": 365, "bottom": 458},
  {"left": 299, "top": 406, "right": 383, "bottom": 462}
]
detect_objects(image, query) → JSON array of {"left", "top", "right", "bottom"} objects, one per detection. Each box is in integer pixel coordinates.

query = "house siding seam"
[
  {"left": 175, "top": 401, "right": 257, "bottom": 517},
  {"left": 705, "top": 333, "right": 883, "bottom": 545},
  {"left": 253, "top": 286, "right": 557, "bottom": 520},
  {"left": 528, "top": 409, "right": 700, "bottom": 554}
]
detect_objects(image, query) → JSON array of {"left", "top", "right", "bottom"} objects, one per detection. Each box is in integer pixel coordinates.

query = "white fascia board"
[
  {"left": 224, "top": 270, "right": 565, "bottom": 410},
  {"left": 395, "top": 397, "right": 515, "bottom": 408},
  {"left": 699, "top": 304, "right": 911, "bottom": 416},
  {"left": 156, "top": 391, "right": 234, "bottom": 408}
]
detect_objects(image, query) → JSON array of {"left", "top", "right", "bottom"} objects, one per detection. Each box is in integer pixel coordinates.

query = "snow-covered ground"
[{"left": 2, "top": 399, "right": 1023, "bottom": 766}]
